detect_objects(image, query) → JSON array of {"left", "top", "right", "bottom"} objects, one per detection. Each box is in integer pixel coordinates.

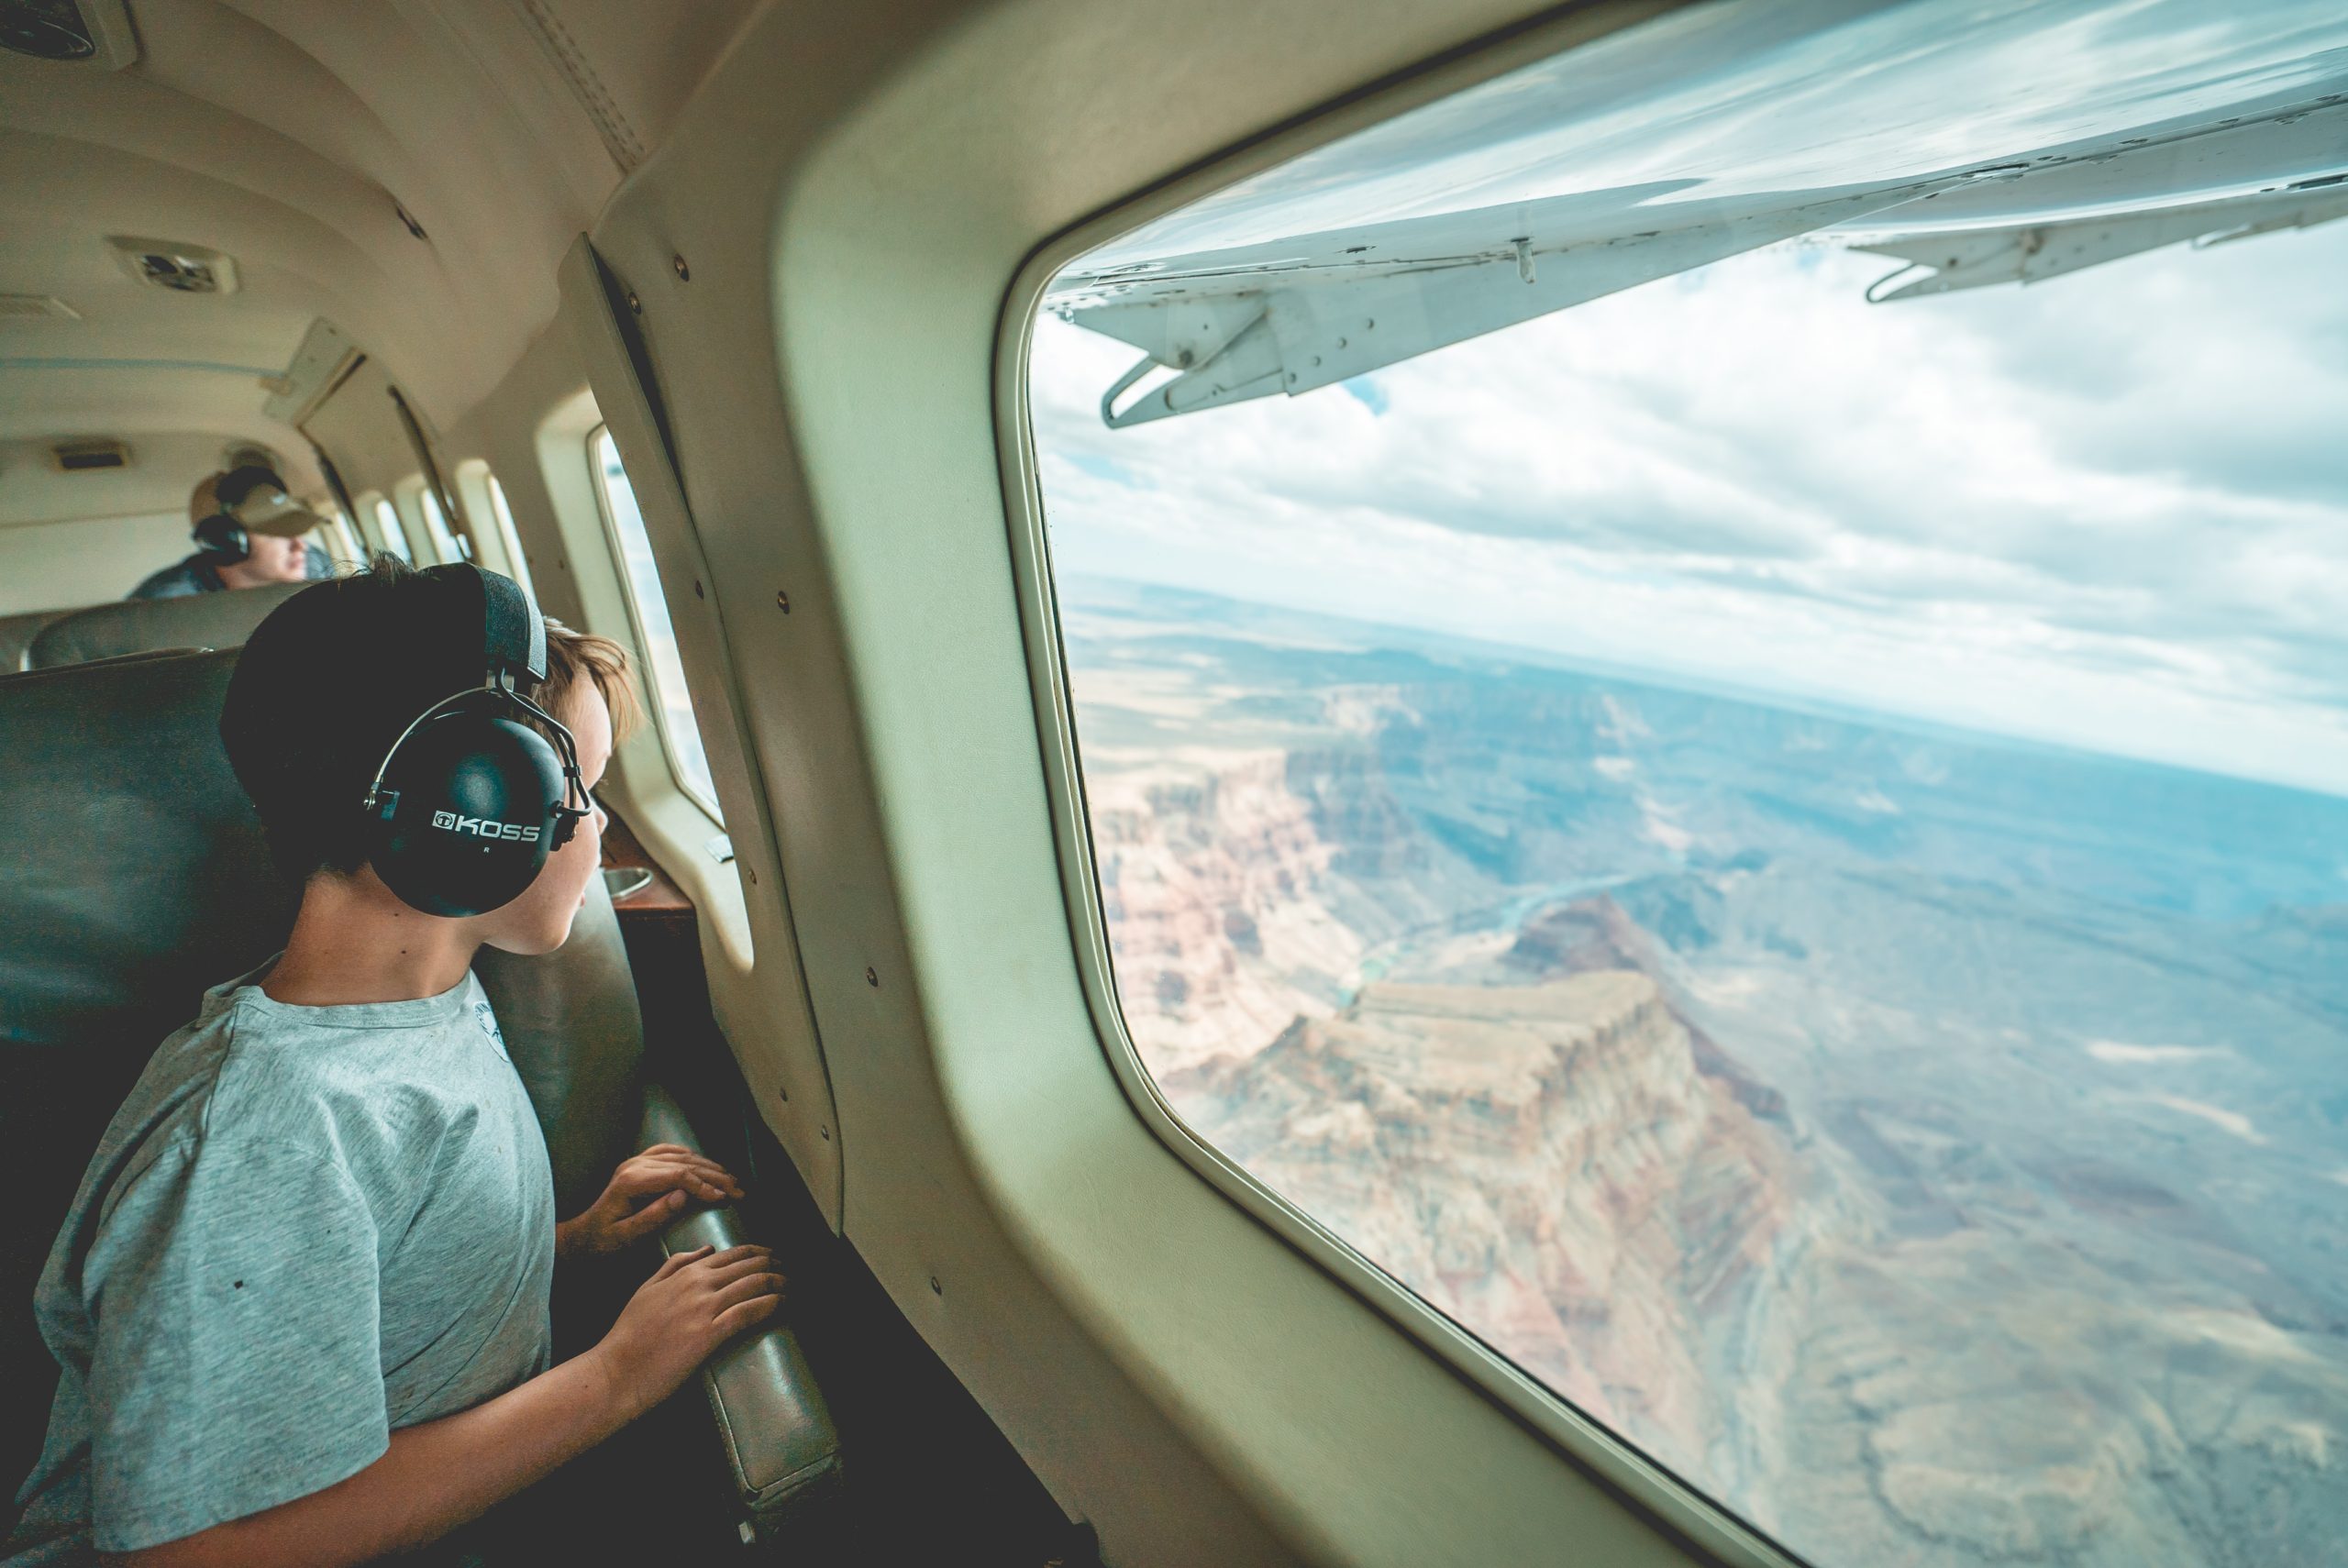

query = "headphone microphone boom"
[{"left": 360, "top": 566, "right": 592, "bottom": 917}]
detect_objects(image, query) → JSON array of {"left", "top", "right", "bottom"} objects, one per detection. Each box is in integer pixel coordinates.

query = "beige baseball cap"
[{"left": 189, "top": 465, "right": 323, "bottom": 537}]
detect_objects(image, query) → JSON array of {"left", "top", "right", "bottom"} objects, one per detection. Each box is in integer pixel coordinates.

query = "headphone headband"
[{"left": 468, "top": 563, "right": 546, "bottom": 685}]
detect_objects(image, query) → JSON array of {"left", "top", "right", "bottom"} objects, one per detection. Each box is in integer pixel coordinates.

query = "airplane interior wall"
[{"left": 0, "top": 513, "right": 185, "bottom": 615}]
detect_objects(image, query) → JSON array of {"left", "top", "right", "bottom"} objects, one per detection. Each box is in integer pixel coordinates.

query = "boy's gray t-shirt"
[{"left": 5, "top": 964, "right": 556, "bottom": 1563}]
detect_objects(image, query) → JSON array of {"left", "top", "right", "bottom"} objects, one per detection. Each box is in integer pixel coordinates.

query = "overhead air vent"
[
  {"left": 0, "top": 293, "right": 80, "bottom": 320},
  {"left": 0, "top": 0, "right": 136, "bottom": 67},
  {"left": 107, "top": 237, "right": 239, "bottom": 296},
  {"left": 50, "top": 437, "right": 131, "bottom": 472}
]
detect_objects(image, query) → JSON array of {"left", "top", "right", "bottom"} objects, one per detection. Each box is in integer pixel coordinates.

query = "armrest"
[{"left": 638, "top": 1083, "right": 845, "bottom": 1528}]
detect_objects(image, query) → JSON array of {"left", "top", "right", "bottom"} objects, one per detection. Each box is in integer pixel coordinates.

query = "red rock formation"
[{"left": 1172, "top": 969, "right": 1796, "bottom": 1479}]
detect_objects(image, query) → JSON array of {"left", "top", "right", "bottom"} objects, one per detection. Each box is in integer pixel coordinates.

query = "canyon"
[{"left": 1064, "top": 580, "right": 2348, "bottom": 1568}]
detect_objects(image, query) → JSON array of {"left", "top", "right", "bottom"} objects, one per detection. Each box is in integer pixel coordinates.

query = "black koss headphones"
[{"left": 360, "top": 565, "right": 592, "bottom": 917}]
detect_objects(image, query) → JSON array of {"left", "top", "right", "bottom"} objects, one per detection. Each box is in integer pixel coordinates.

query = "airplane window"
[
  {"left": 318, "top": 502, "right": 361, "bottom": 568},
  {"left": 367, "top": 495, "right": 412, "bottom": 563},
  {"left": 483, "top": 473, "right": 537, "bottom": 605},
  {"left": 1021, "top": 4, "right": 2348, "bottom": 1564},
  {"left": 414, "top": 483, "right": 465, "bottom": 564},
  {"left": 589, "top": 425, "right": 721, "bottom": 822}
]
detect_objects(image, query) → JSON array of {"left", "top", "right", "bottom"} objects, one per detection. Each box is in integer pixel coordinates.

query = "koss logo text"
[{"left": 430, "top": 810, "right": 542, "bottom": 843}]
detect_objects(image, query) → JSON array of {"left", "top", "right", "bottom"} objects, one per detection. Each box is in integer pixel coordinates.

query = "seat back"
[
  {"left": 0, "top": 649, "right": 646, "bottom": 1497},
  {"left": 26, "top": 582, "right": 308, "bottom": 669},
  {"left": 0, "top": 608, "right": 78, "bottom": 674}
]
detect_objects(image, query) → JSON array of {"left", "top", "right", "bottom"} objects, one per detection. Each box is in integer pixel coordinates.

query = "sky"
[
  {"left": 1024, "top": 0, "right": 2348, "bottom": 800},
  {"left": 1029, "top": 215, "right": 2348, "bottom": 798},
  {"left": 1087, "top": 0, "right": 2348, "bottom": 265}
]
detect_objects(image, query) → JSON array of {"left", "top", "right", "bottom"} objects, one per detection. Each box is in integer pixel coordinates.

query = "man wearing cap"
[{"left": 126, "top": 465, "right": 337, "bottom": 600}]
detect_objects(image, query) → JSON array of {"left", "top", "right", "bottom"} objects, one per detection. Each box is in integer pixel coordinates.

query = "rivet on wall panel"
[
  {"left": 865, "top": 966, "right": 879, "bottom": 988},
  {"left": 775, "top": 591, "right": 790, "bottom": 613},
  {"left": 672, "top": 254, "right": 691, "bottom": 282}
]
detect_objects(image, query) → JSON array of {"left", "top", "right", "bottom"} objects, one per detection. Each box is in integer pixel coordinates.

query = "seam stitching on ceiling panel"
[{"left": 514, "top": 0, "right": 646, "bottom": 173}]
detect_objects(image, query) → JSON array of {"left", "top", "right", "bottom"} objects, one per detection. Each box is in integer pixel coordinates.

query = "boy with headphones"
[
  {"left": 126, "top": 466, "right": 335, "bottom": 601},
  {"left": 7, "top": 558, "right": 783, "bottom": 1567}
]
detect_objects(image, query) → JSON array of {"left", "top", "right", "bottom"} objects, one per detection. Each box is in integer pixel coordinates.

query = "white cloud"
[
  {"left": 2086, "top": 1041, "right": 2229, "bottom": 1065},
  {"left": 2143, "top": 1095, "right": 2267, "bottom": 1145},
  {"left": 1029, "top": 219, "right": 2348, "bottom": 797}
]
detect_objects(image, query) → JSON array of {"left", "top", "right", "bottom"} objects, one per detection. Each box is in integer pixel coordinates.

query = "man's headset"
[
  {"left": 360, "top": 565, "right": 593, "bottom": 917},
  {"left": 194, "top": 467, "right": 315, "bottom": 565},
  {"left": 192, "top": 508, "right": 251, "bottom": 565}
]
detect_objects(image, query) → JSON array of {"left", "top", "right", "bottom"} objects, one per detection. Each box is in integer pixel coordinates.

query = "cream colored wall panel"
[
  {"left": 0, "top": 512, "right": 186, "bottom": 614},
  {"left": 300, "top": 358, "right": 421, "bottom": 499}
]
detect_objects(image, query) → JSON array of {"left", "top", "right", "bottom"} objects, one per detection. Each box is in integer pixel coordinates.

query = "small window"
[
  {"left": 367, "top": 495, "right": 411, "bottom": 563},
  {"left": 1021, "top": 6, "right": 2348, "bottom": 1566},
  {"left": 588, "top": 426, "right": 720, "bottom": 821},
  {"left": 317, "top": 502, "right": 361, "bottom": 568},
  {"left": 483, "top": 473, "right": 537, "bottom": 604},
  {"left": 417, "top": 485, "right": 467, "bottom": 563},
  {"left": 397, "top": 477, "right": 461, "bottom": 565}
]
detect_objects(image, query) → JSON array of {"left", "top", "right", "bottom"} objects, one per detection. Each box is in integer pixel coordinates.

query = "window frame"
[
  {"left": 395, "top": 474, "right": 463, "bottom": 564},
  {"left": 319, "top": 502, "right": 362, "bottom": 567},
  {"left": 360, "top": 490, "right": 413, "bottom": 563},
  {"left": 476, "top": 466, "right": 537, "bottom": 604},
  {"left": 990, "top": 40, "right": 1807, "bottom": 1568},
  {"left": 583, "top": 423, "right": 724, "bottom": 825}
]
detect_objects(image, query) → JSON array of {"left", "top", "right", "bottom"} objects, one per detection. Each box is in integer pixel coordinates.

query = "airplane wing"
[
  {"left": 1055, "top": 86, "right": 2348, "bottom": 428},
  {"left": 1057, "top": 179, "right": 1945, "bottom": 427},
  {"left": 1850, "top": 177, "right": 2348, "bottom": 302}
]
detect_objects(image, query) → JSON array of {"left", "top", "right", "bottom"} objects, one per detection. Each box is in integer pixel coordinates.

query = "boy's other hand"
[
  {"left": 589, "top": 1244, "right": 786, "bottom": 1420},
  {"left": 557, "top": 1143, "right": 746, "bottom": 1257}
]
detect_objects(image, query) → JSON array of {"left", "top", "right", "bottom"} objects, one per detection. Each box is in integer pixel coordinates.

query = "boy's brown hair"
[{"left": 537, "top": 616, "right": 641, "bottom": 751}]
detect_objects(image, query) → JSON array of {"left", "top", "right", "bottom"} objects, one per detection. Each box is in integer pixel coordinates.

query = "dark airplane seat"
[
  {"left": 0, "top": 648, "right": 838, "bottom": 1536},
  {"left": 0, "top": 607, "right": 77, "bottom": 674},
  {"left": 25, "top": 581, "right": 307, "bottom": 670}
]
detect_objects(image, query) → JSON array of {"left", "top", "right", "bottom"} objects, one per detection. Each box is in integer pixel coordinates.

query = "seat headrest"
[
  {"left": 28, "top": 581, "right": 308, "bottom": 669},
  {"left": 0, "top": 607, "right": 78, "bottom": 675},
  {"left": 0, "top": 648, "right": 300, "bottom": 1494},
  {"left": 0, "top": 646, "right": 296, "bottom": 1055}
]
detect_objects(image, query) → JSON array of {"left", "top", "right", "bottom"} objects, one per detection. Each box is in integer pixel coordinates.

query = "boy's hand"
[
  {"left": 556, "top": 1144, "right": 745, "bottom": 1258},
  {"left": 588, "top": 1244, "right": 786, "bottom": 1421}
]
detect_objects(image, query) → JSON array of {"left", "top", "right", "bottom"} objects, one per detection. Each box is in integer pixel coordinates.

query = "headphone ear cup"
[
  {"left": 193, "top": 513, "right": 249, "bottom": 564},
  {"left": 366, "top": 696, "right": 569, "bottom": 917}
]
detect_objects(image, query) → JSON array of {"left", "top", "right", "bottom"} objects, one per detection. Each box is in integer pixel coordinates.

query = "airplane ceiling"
[{"left": 0, "top": 0, "right": 755, "bottom": 526}]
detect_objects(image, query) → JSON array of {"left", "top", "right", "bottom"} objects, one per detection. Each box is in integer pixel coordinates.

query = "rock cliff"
[{"left": 1169, "top": 968, "right": 1797, "bottom": 1480}]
